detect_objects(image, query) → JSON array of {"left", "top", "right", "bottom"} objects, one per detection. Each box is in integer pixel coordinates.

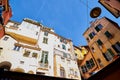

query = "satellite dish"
[{"left": 90, "top": 7, "right": 101, "bottom": 18}]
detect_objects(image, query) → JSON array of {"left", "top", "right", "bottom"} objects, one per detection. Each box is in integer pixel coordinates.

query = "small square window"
[
  {"left": 36, "top": 32, "right": 38, "bottom": 35},
  {"left": 60, "top": 38, "right": 63, "bottom": 42},
  {"left": 20, "top": 61, "right": 24, "bottom": 64},
  {"left": 62, "top": 44, "right": 66, "bottom": 50},
  {"left": 63, "top": 52, "right": 67, "bottom": 58},
  {"left": 44, "top": 32, "right": 48, "bottom": 36},
  {"left": 3, "top": 37, "right": 9, "bottom": 41},
  {"left": 32, "top": 52, "right": 38, "bottom": 58}
]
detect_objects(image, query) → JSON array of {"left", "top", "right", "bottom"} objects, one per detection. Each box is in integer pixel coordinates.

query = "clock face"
[{"left": 90, "top": 7, "right": 101, "bottom": 18}]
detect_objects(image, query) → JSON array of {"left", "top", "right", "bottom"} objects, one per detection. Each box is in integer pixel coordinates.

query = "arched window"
[{"left": 60, "top": 67, "right": 65, "bottom": 77}]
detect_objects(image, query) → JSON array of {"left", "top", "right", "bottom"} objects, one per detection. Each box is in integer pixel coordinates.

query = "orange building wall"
[
  {"left": 83, "top": 17, "right": 120, "bottom": 72},
  {"left": 79, "top": 47, "right": 98, "bottom": 79}
]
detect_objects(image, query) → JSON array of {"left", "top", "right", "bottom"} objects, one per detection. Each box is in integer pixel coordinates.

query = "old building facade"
[
  {"left": 83, "top": 17, "right": 120, "bottom": 72},
  {"left": 0, "top": 18, "right": 81, "bottom": 80},
  {"left": 99, "top": 0, "right": 120, "bottom": 18},
  {"left": 78, "top": 46, "right": 99, "bottom": 79}
]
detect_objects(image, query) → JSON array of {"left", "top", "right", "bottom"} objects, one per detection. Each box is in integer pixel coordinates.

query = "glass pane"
[
  {"left": 97, "top": 39, "right": 103, "bottom": 45},
  {"left": 104, "top": 31, "right": 112, "bottom": 38}
]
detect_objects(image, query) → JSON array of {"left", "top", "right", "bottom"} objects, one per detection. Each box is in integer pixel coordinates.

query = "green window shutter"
[
  {"left": 90, "top": 58, "right": 95, "bottom": 67},
  {"left": 62, "top": 44, "right": 66, "bottom": 50},
  {"left": 95, "top": 24, "right": 103, "bottom": 32},
  {"left": 45, "top": 53, "right": 48, "bottom": 64},
  {"left": 108, "top": 49, "right": 114, "bottom": 57},
  {"left": 41, "top": 52, "right": 44, "bottom": 63},
  {"left": 89, "top": 33, "right": 93, "bottom": 39},
  {"left": 95, "top": 26, "right": 100, "bottom": 32},
  {"left": 86, "top": 61, "right": 91, "bottom": 69},
  {"left": 43, "top": 37, "right": 48, "bottom": 44},
  {"left": 104, "top": 31, "right": 112, "bottom": 38},
  {"left": 103, "top": 53, "right": 109, "bottom": 61},
  {"left": 97, "top": 39, "right": 103, "bottom": 45}
]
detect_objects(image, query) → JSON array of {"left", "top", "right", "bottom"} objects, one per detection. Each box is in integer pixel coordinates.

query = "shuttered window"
[
  {"left": 95, "top": 24, "right": 103, "bottom": 32},
  {"left": 104, "top": 31, "right": 112, "bottom": 39}
]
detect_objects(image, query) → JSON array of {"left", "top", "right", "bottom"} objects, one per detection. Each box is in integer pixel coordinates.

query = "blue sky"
[{"left": 9, "top": 0, "right": 120, "bottom": 46}]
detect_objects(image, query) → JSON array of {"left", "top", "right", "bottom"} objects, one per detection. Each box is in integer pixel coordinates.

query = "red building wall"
[{"left": 0, "top": 0, "right": 12, "bottom": 38}]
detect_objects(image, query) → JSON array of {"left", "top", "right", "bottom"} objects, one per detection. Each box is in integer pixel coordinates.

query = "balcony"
[{"left": 6, "top": 31, "right": 38, "bottom": 45}]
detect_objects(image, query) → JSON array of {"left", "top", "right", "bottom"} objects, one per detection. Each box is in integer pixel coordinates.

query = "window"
[
  {"left": 63, "top": 40, "right": 67, "bottom": 44},
  {"left": 60, "top": 38, "right": 63, "bottom": 42},
  {"left": 3, "top": 37, "right": 9, "bottom": 41},
  {"left": 89, "top": 58, "right": 95, "bottom": 67},
  {"left": 104, "top": 31, "right": 112, "bottom": 39},
  {"left": 60, "top": 38, "right": 67, "bottom": 44},
  {"left": 86, "top": 37, "right": 90, "bottom": 42},
  {"left": 95, "top": 24, "right": 103, "bottom": 32},
  {"left": 13, "top": 23, "right": 19, "bottom": 27},
  {"left": 43, "top": 37, "right": 48, "bottom": 44},
  {"left": 0, "top": 47, "right": 3, "bottom": 55},
  {"left": 20, "top": 61, "right": 24, "bottom": 64},
  {"left": 70, "top": 69, "right": 74, "bottom": 75},
  {"left": 75, "top": 71, "right": 78, "bottom": 77},
  {"left": 86, "top": 58, "right": 95, "bottom": 69},
  {"left": 36, "top": 32, "right": 38, "bottom": 35},
  {"left": 13, "top": 46, "right": 21, "bottom": 51},
  {"left": 44, "top": 32, "right": 48, "bottom": 36},
  {"left": 67, "top": 54, "right": 71, "bottom": 59},
  {"left": 40, "top": 51, "right": 48, "bottom": 67},
  {"left": 97, "top": 39, "right": 103, "bottom": 46},
  {"left": 89, "top": 32, "right": 96, "bottom": 39},
  {"left": 58, "top": 45, "right": 60, "bottom": 48},
  {"left": 32, "top": 52, "right": 38, "bottom": 58},
  {"left": 81, "top": 65, "right": 88, "bottom": 73},
  {"left": 97, "top": 58, "right": 104, "bottom": 68},
  {"left": 63, "top": 52, "right": 67, "bottom": 58},
  {"left": 112, "top": 42, "right": 120, "bottom": 54},
  {"left": 23, "top": 50, "right": 30, "bottom": 57},
  {"left": 103, "top": 49, "right": 114, "bottom": 61},
  {"left": 86, "top": 61, "right": 91, "bottom": 69},
  {"left": 60, "top": 67, "right": 65, "bottom": 77},
  {"left": 62, "top": 44, "right": 66, "bottom": 50}
]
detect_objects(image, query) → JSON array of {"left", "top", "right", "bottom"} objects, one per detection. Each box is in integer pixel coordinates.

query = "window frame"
[
  {"left": 95, "top": 24, "right": 103, "bottom": 32},
  {"left": 40, "top": 51, "right": 49, "bottom": 67},
  {"left": 62, "top": 44, "right": 66, "bottom": 50},
  {"left": 3, "top": 37, "right": 9, "bottom": 41},
  {"left": 43, "top": 37, "right": 48, "bottom": 44},
  {"left": 44, "top": 31, "right": 48, "bottom": 36},
  {"left": 60, "top": 67, "right": 66, "bottom": 77},
  {"left": 97, "top": 39, "right": 103, "bottom": 46},
  {"left": 104, "top": 31, "right": 112, "bottom": 39}
]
